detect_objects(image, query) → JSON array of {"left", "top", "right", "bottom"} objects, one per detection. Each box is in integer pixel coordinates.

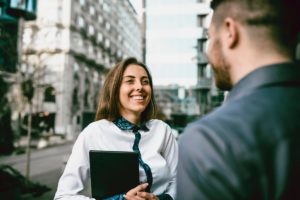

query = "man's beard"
[{"left": 208, "top": 40, "right": 232, "bottom": 91}]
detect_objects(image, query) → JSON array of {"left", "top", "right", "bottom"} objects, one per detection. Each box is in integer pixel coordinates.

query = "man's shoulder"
[
  {"left": 180, "top": 85, "right": 299, "bottom": 148},
  {"left": 180, "top": 96, "right": 264, "bottom": 144},
  {"left": 186, "top": 98, "right": 252, "bottom": 128}
]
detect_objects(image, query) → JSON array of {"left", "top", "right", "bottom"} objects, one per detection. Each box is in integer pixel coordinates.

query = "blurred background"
[{"left": 0, "top": 0, "right": 299, "bottom": 199}]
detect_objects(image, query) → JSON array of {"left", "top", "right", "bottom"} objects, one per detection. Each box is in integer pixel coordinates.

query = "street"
[{"left": 0, "top": 142, "right": 73, "bottom": 200}]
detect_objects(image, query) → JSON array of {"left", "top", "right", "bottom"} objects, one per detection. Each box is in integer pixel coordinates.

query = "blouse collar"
[{"left": 113, "top": 117, "right": 149, "bottom": 132}]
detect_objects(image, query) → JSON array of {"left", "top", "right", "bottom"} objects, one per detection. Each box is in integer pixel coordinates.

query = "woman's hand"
[
  {"left": 124, "top": 183, "right": 158, "bottom": 200},
  {"left": 136, "top": 191, "right": 159, "bottom": 200}
]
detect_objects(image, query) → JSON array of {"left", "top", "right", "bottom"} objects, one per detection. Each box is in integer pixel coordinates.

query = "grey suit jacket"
[{"left": 176, "top": 62, "right": 300, "bottom": 200}]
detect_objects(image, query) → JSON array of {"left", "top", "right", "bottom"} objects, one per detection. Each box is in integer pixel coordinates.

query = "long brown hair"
[{"left": 95, "top": 57, "right": 157, "bottom": 122}]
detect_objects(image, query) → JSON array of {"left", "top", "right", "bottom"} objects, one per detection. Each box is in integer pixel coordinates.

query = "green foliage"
[
  {"left": 0, "top": 22, "right": 18, "bottom": 73},
  {"left": 0, "top": 76, "right": 14, "bottom": 155},
  {"left": 0, "top": 165, "right": 51, "bottom": 198}
]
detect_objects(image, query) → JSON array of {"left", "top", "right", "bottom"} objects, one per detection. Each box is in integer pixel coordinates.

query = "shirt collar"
[
  {"left": 113, "top": 117, "right": 149, "bottom": 132},
  {"left": 225, "top": 62, "right": 300, "bottom": 103}
]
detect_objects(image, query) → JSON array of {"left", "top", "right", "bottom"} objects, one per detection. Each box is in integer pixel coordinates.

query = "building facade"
[
  {"left": 145, "top": 0, "right": 223, "bottom": 115},
  {"left": 154, "top": 85, "right": 199, "bottom": 124},
  {"left": 0, "top": 0, "right": 37, "bottom": 154},
  {"left": 18, "top": 0, "right": 142, "bottom": 139},
  {"left": 193, "top": 0, "right": 224, "bottom": 115},
  {"left": 146, "top": 0, "right": 205, "bottom": 86}
]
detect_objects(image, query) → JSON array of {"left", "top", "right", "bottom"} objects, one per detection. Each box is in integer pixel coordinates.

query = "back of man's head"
[{"left": 210, "top": 0, "right": 300, "bottom": 58}]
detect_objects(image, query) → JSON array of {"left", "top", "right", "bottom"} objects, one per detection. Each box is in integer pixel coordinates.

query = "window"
[
  {"left": 79, "top": 0, "right": 85, "bottom": 6},
  {"left": 44, "top": 86, "right": 56, "bottom": 102},
  {"left": 93, "top": 71, "right": 98, "bottom": 83},
  {"left": 84, "top": 79, "right": 90, "bottom": 108},
  {"left": 97, "top": 33, "right": 103, "bottom": 42},
  {"left": 105, "top": 39, "right": 110, "bottom": 48},
  {"left": 117, "top": 50, "right": 122, "bottom": 58},
  {"left": 73, "top": 63, "right": 79, "bottom": 72},
  {"left": 97, "top": 50, "right": 102, "bottom": 60},
  {"left": 103, "top": 2, "right": 110, "bottom": 12},
  {"left": 105, "top": 22, "right": 111, "bottom": 31},
  {"left": 197, "top": 38, "right": 207, "bottom": 52},
  {"left": 88, "top": 25, "right": 95, "bottom": 35},
  {"left": 77, "top": 38, "right": 83, "bottom": 47},
  {"left": 9, "top": 0, "right": 26, "bottom": 9},
  {"left": 88, "top": 44, "right": 93, "bottom": 54},
  {"left": 78, "top": 16, "right": 85, "bottom": 28},
  {"left": 72, "top": 88, "right": 79, "bottom": 113},
  {"left": 118, "top": 35, "right": 122, "bottom": 42},
  {"left": 89, "top": 6, "right": 95, "bottom": 16},
  {"left": 76, "top": 115, "right": 81, "bottom": 124},
  {"left": 84, "top": 90, "right": 89, "bottom": 107},
  {"left": 98, "top": 15, "right": 104, "bottom": 24},
  {"left": 197, "top": 14, "right": 207, "bottom": 27}
]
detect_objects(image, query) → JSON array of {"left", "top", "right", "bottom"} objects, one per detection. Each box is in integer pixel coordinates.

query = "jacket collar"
[{"left": 225, "top": 62, "right": 300, "bottom": 103}]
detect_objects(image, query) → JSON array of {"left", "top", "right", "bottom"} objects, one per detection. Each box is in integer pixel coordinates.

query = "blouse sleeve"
[
  {"left": 54, "top": 129, "right": 95, "bottom": 200},
  {"left": 161, "top": 124, "right": 178, "bottom": 199}
]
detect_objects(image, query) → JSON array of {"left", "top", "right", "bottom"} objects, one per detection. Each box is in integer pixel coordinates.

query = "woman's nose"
[{"left": 135, "top": 81, "right": 143, "bottom": 90}]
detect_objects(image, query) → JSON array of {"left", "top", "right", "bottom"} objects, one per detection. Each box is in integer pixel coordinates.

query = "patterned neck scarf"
[{"left": 113, "top": 117, "right": 153, "bottom": 192}]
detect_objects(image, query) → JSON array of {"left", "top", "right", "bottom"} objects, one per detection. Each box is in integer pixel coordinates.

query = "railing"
[
  {"left": 197, "top": 52, "right": 208, "bottom": 64},
  {"left": 196, "top": 78, "right": 212, "bottom": 89}
]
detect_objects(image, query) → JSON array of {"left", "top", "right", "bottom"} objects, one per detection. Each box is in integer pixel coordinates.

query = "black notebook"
[{"left": 89, "top": 150, "right": 139, "bottom": 199}]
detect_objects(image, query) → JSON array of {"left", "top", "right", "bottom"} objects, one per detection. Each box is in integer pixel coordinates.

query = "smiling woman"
[
  {"left": 96, "top": 58, "right": 156, "bottom": 124},
  {"left": 118, "top": 64, "right": 152, "bottom": 125},
  {"left": 54, "top": 57, "right": 178, "bottom": 200}
]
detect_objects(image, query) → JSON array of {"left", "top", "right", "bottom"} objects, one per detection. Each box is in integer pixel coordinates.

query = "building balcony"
[
  {"left": 197, "top": 52, "right": 208, "bottom": 64},
  {"left": 0, "top": 7, "right": 17, "bottom": 23},
  {"left": 195, "top": 78, "right": 212, "bottom": 90},
  {"left": 200, "top": 27, "right": 208, "bottom": 39},
  {"left": 6, "top": 0, "right": 37, "bottom": 20}
]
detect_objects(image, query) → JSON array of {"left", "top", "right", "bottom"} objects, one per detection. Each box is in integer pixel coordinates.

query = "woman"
[{"left": 54, "top": 57, "right": 178, "bottom": 200}]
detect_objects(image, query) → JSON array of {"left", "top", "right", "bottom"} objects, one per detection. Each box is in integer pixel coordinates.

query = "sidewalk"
[{"left": 0, "top": 139, "right": 74, "bottom": 200}]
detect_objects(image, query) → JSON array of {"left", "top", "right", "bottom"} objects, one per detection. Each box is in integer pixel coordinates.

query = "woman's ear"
[{"left": 223, "top": 17, "right": 239, "bottom": 49}]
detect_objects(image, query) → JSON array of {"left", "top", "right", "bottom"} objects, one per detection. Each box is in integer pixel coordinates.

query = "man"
[{"left": 176, "top": 0, "right": 300, "bottom": 199}]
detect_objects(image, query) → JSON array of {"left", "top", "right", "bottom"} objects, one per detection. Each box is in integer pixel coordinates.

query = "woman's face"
[{"left": 119, "top": 64, "right": 152, "bottom": 118}]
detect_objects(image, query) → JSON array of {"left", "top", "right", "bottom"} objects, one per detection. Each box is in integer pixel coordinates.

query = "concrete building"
[
  {"left": 154, "top": 85, "right": 199, "bottom": 134},
  {"left": 193, "top": 0, "right": 224, "bottom": 115},
  {"left": 146, "top": 0, "right": 207, "bottom": 86},
  {"left": 145, "top": 0, "right": 223, "bottom": 115},
  {"left": 18, "top": 0, "right": 142, "bottom": 139},
  {"left": 154, "top": 85, "right": 199, "bottom": 119}
]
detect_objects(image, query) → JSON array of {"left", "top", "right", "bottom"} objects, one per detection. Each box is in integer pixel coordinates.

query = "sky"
[{"left": 130, "top": 0, "right": 211, "bottom": 88}]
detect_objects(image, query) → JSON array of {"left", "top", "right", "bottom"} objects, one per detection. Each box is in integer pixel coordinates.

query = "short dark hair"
[
  {"left": 95, "top": 57, "right": 157, "bottom": 122},
  {"left": 210, "top": 0, "right": 300, "bottom": 56}
]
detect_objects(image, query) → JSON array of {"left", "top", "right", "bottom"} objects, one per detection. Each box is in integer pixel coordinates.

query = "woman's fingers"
[
  {"left": 126, "top": 183, "right": 149, "bottom": 196},
  {"left": 124, "top": 194, "right": 145, "bottom": 200},
  {"left": 136, "top": 192, "right": 158, "bottom": 200}
]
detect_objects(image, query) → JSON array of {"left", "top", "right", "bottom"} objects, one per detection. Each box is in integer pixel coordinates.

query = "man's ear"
[{"left": 223, "top": 17, "right": 239, "bottom": 48}]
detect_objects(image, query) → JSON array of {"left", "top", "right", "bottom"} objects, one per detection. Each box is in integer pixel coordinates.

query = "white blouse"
[{"left": 54, "top": 119, "right": 178, "bottom": 200}]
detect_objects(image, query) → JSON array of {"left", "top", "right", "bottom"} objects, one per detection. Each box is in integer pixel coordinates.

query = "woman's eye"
[
  {"left": 142, "top": 80, "right": 149, "bottom": 85},
  {"left": 125, "top": 79, "right": 134, "bottom": 83}
]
